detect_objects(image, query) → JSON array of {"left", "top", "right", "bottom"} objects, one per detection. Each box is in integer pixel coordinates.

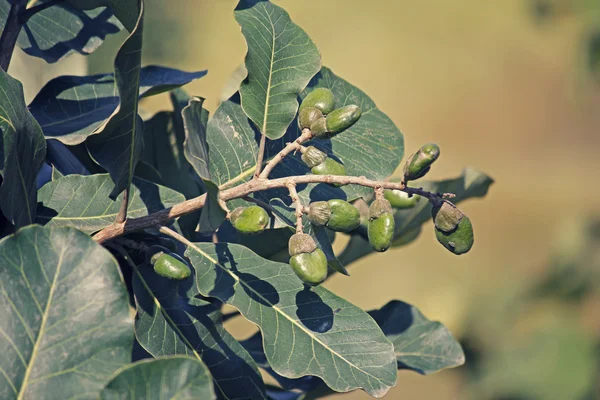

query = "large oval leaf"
[
  {"left": 36, "top": 174, "right": 185, "bottom": 234},
  {"left": 0, "top": 2, "right": 122, "bottom": 63},
  {"left": 235, "top": 0, "right": 321, "bottom": 140},
  {"left": 369, "top": 301, "right": 465, "bottom": 375},
  {"left": 30, "top": 66, "right": 206, "bottom": 146},
  {"left": 184, "top": 242, "right": 397, "bottom": 398},
  {"left": 0, "top": 70, "right": 46, "bottom": 228},
  {"left": 99, "top": 356, "right": 215, "bottom": 400},
  {"left": 132, "top": 264, "right": 266, "bottom": 399},
  {"left": 0, "top": 226, "right": 133, "bottom": 399}
]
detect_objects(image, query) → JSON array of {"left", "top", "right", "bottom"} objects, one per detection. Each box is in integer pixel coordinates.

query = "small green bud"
[
  {"left": 307, "top": 201, "right": 331, "bottom": 226},
  {"left": 325, "top": 105, "right": 361, "bottom": 135},
  {"left": 151, "top": 252, "right": 191, "bottom": 280},
  {"left": 383, "top": 189, "right": 418, "bottom": 209},
  {"left": 368, "top": 199, "right": 395, "bottom": 252},
  {"left": 290, "top": 248, "right": 328, "bottom": 285},
  {"left": 435, "top": 215, "right": 474, "bottom": 255},
  {"left": 432, "top": 201, "right": 464, "bottom": 233},
  {"left": 403, "top": 143, "right": 440, "bottom": 181},
  {"left": 300, "top": 88, "right": 336, "bottom": 115},
  {"left": 311, "top": 157, "right": 346, "bottom": 177},
  {"left": 326, "top": 199, "right": 360, "bottom": 232},
  {"left": 301, "top": 146, "right": 327, "bottom": 169},
  {"left": 310, "top": 117, "right": 328, "bottom": 138},
  {"left": 298, "top": 107, "right": 324, "bottom": 130},
  {"left": 289, "top": 233, "right": 318, "bottom": 256},
  {"left": 230, "top": 206, "right": 269, "bottom": 235}
]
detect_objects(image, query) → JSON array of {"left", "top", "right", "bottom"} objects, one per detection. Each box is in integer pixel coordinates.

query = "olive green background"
[{"left": 9, "top": 0, "right": 600, "bottom": 398}]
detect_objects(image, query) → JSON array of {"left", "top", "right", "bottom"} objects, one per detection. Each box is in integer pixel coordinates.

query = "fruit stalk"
[{"left": 287, "top": 183, "right": 304, "bottom": 234}]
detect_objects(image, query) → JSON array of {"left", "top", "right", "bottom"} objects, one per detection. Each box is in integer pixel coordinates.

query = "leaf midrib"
[
  {"left": 189, "top": 243, "right": 390, "bottom": 386},
  {"left": 17, "top": 242, "right": 64, "bottom": 399}
]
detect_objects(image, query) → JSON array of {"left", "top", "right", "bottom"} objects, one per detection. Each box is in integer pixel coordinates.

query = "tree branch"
[
  {"left": 254, "top": 133, "right": 267, "bottom": 178},
  {"left": 258, "top": 128, "right": 313, "bottom": 178},
  {"left": 287, "top": 183, "right": 303, "bottom": 234},
  {"left": 0, "top": 0, "right": 27, "bottom": 71},
  {"left": 93, "top": 172, "right": 441, "bottom": 244},
  {"left": 115, "top": 188, "right": 130, "bottom": 224}
]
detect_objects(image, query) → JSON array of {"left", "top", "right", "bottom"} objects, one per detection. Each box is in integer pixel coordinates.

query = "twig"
[
  {"left": 254, "top": 134, "right": 267, "bottom": 178},
  {"left": 0, "top": 0, "right": 27, "bottom": 71},
  {"left": 22, "top": 0, "right": 65, "bottom": 22},
  {"left": 115, "top": 188, "right": 130, "bottom": 224},
  {"left": 159, "top": 226, "right": 196, "bottom": 248},
  {"left": 258, "top": 128, "right": 313, "bottom": 178},
  {"left": 93, "top": 173, "right": 444, "bottom": 244},
  {"left": 287, "top": 183, "right": 303, "bottom": 234}
]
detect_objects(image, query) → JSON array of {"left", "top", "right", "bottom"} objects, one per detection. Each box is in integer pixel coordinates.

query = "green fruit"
[
  {"left": 289, "top": 249, "right": 328, "bottom": 285},
  {"left": 288, "top": 233, "right": 317, "bottom": 256},
  {"left": 325, "top": 105, "right": 361, "bottom": 135},
  {"left": 298, "top": 107, "right": 324, "bottom": 130},
  {"left": 230, "top": 206, "right": 269, "bottom": 235},
  {"left": 300, "top": 88, "right": 336, "bottom": 115},
  {"left": 431, "top": 201, "right": 464, "bottom": 233},
  {"left": 326, "top": 199, "right": 360, "bottom": 232},
  {"left": 151, "top": 252, "right": 191, "bottom": 280},
  {"left": 311, "top": 157, "right": 346, "bottom": 177},
  {"left": 368, "top": 199, "right": 395, "bottom": 252},
  {"left": 435, "top": 215, "right": 474, "bottom": 255},
  {"left": 307, "top": 201, "right": 331, "bottom": 226},
  {"left": 403, "top": 143, "right": 440, "bottom": 181},
  {"left": 301, "top": 146, "right": 327, "bottom": 169},
  {"left": 383, "top": 189, "right": 418, "bottom": 209}
]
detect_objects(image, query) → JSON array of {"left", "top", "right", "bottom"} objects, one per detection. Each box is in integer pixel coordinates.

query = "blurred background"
[{"left": 9, "top": 0, "right": 600, "bottom": 398}]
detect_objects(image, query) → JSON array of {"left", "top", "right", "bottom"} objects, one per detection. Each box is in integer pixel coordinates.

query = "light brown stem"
[
  {"left": 287, "top": 183, "right": 303, "bottom": 234},
  {"left": 254, "top": 134, "right": 267, "bottom": 178},
  {"left": 93, "top": 173, "right": 439, "bottom": 244},
  {"left": 115, "top": 187, "right": 130, "bottom": 224},
  {"left": 258, "top": 129, "right": 313, "bottom": 179}
]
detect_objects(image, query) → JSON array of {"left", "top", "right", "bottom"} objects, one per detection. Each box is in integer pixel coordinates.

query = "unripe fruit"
[
  {"left": 383, "top": 189, "right": 418, "bottom": 209},
  {"left": 301, "top": 146, "right": 327, "bottom": 169},
  {"left": 325, "top": 105, "right": 361, "bottom": 135},
  {"left": 307, "top": 201, "right": 331, "bottom": 226},
  {"left": 326, "top": 199, "right": 360, "bottom": 232},
  {"left": 230, "top": 206, "right": 269, "bottom": 235},
  {"left": 290, "top": 248, "right": 328, "bottom": 285},
  {"left": 310, "top": 117, "right": 328, "bottom": 138},
  {"left": 288, "top": 233, "right": 317, "bottom": 256},
  {"left": 403, "top": 143, "right": 440, "bottom": 181},
  {"left": 311, "top": 157, "right": 346, "bottom": 177},
  {"left": 298, "top": 107, "right": 324, "bottom": 130},
  {"left": 435, "top": 215, "right": 474, "bottom": 255},
  {"left": 151, "top": 252, "right": 191, "bottom": 280},
  {"left": 368, "top": 199, "right": 395, "bottom": 252},
  {"left": 300, "top": 88, "right": 336, "bottom": 115}
]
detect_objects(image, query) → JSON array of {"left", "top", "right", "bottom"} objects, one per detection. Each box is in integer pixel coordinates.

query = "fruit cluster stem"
[
  {"left": 287, "top": 183, "right": 303, "bottom": 234},
  {"left": 258, "top": 128, "right": 313, "bottom": 178}
]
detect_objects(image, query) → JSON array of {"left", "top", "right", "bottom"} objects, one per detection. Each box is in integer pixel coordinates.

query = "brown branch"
[
  {"left": 93, "top": 172, "right": 441, "bottom": 244},
  {"left": 115, "top": 188, "right": 130, "bottom": 224},
  {"left": 258, "top": 128, "right": 313, "bottom": 179},
  {"left": 0, "top": 0, "right": 27, "bottom": 71},
  {"left": 254, "top": 133, "right": 267, "bottom": 178},
  {"left": 287, "top": 183, "right": 303, "bottom": 234}
]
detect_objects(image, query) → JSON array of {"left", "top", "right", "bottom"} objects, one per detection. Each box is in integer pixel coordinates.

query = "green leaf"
[
  {"left": 30, "top": 66, "right": 207, "bottom": 146},
  {"left": 198, "top": 180, "right": 227, "bottom": 234},
  {"left": 37, "top": 174, "right": 185, "bottom": 233},
  {"left": 235, "top": 0, "right": 321, "bottom": 140},
  {"left": 182, "top": 97, "right": 211, "bottom": 180},
  {"left": 369, "top": 301, "right": 465, "bottom": 375},
  {"left": 99, "top": 356, "right": 215, "bottom": 400},
  {"left": 0, "top": 70, "right": 46, "bottom": 228},
  {"left": 0, "top": 226, "right": 133, "bottom": 399},
  {"left": 0, "top": 2, "right": 122, "bottom": 63},
  {"left": 338, "top": 168, "right": 494, "bottom": 266},
  {"left": 184, "top": 242, "right": 397, "bottom": 398},
  {"left": 132, "top": 263, "right": 266, "bottom": 399},
  {"left": 86, "top": 0, "right": 144, "bottom": 199}
]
